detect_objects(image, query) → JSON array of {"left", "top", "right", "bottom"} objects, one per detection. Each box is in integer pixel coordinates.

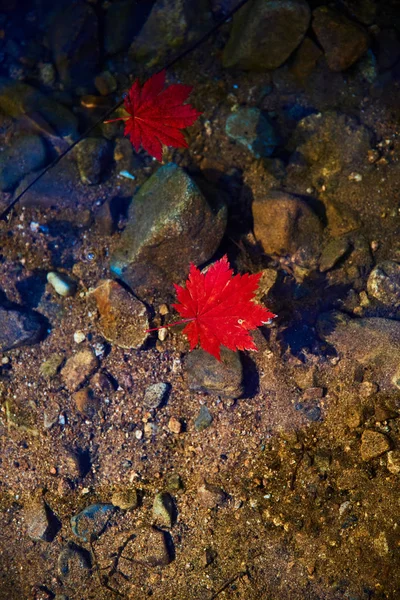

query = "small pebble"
[
  {"left": 47, "top": 272, "right": 77, "bottom": 297},
  {"left": 74, "top": 331, "right": 86, "bottom": 344},
  {"left": 135, "top": 429, "right": 143, "bottom": 440},
  {"left": 168, "top": 417, "right": 182, "bottom": 434}
]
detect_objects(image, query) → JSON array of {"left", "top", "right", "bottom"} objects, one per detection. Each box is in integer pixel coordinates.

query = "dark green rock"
[
  {"left": 226, "top": 107, "right": 278, "bottom": 158},
  {"left": 0, "top": 306, "right": 44, "bottom": 352},
  {"left": 194, "top": 405, "right": 213, "bottom": 432},
  {"left": 0, "top": 135, "right": 47, "bottom": 191},
  {"left": 0, "top": 77, "right": 78, "bottom": 140},
  {"left": 185, "top": 347, "right": 243, "bottom": 398},
  {"left": 110, "top": 163, "right": 227, "bottom": 296},
  {"left": 223, "top": 0, "right": 310, "bottom": 71},
  {"left": 71, "top": 504, "right": 116, "bottom": 542}
]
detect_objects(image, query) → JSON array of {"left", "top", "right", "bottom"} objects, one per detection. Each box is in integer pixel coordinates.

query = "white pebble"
[
  {"left": 74, "top": 331, "right": 86, "bottom": 344},
  {"left": 47, "top": 272, "right": 76, "bottom": 297}
]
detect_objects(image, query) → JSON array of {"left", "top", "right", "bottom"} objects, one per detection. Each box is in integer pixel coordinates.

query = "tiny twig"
[
  {"left": 0, "top": 0, "right": 251, "bottom": 221},
  {"left": 209, "top": 570, "right": 248, "bottom": 600}
]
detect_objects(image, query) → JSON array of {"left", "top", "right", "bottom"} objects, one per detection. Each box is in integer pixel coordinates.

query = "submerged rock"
[
  {"left": 252, "top": 190, "right": 322, "bottom": 266},
  {"left": 194, "top": 405, "right": 213, "bottom": 432},
  {"left": 153, "top": 492, "right": 175, "bottom": 528},
  {"left": 104, "top": 0, "right": 153, "bottom": 56},
  {"left": 91, "top": 279, "right": 149, "bottom": 349},
  {"left": 291, "top": 111, "right": 372, "bottom": 187},
  {"left": 71, "top": 504, "right": 116, "bottom": 542},
  {"left": 225, "top": 108, "right": 278, "bottom": 158},
  {"left": 110, "top": 163, "right": 226, "bottom": 297},
  {"left": 58, "top": 543, "right": 91, "bottom": 582},
  {"left": 360, "top": 430, "right": 391, "bottom": 461},
  {"left": 0, "top": 135, "right": 47, "bottom": 191},
  {"left": 367, "top": 261, "right": 400, "bottom": 308},
  {"left": 26, "top": 497, "right": 60, "bottom": 542},
  {"left": 223, "top": 0, "right": 310, "bottom": 70},
  {"left": 143, "top": 382, "right": 171, "bottom": 409},
  {"left": 129, "top": 0, "right": 211, "bottom": 66},
  {"left": 75, "top": 138, "right": 110, "bottom": 185},
  {"left": 61, "top": 350, "right": 99, "bottom": 392},
  {"left": 185, "top": 347, "right": 243, "bottom": 398},
  {"left": 0, "top": 77, "right": 78, "bottom": 140},
  {"left": 312, "top": 6, "right": 369, "bottom": 71},
  {"left": 49, "top": 1, "right": 99, "bottom": 90},
  {"left": 317, "top": 311, "right": 400, "bottom": 393},
  {"left": 0, "top": 306, "right": 44, "bottom": 352},
  {"left": 119, "top": 527, "right": 173, "bottom": 568}
]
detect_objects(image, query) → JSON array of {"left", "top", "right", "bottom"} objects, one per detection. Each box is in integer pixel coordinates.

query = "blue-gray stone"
[
  {"left": 71, "top": 504, "right": 116, "bottom": 542},
  {"left": 194, "top": 405, "right": 213, "bottom": 432},
  {"left": 0, "top": 135, "right": 47, "bottom": 191},
  {"left": 226, "top": 108, "right": 278, "bottom": 158},
  {"left": 110, "top": 163, "right": 227, "bottom": 297}
]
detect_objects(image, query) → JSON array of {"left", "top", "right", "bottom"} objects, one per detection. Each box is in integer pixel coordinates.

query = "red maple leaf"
[
  {"left": 170, "top": 256, "right": 276, "bottom": 361},
  {"left": 104, "top": 69, "right": 201, "bottom": 161}
]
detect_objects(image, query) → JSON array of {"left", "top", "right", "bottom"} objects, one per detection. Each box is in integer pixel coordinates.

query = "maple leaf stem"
[
  {"left": 146, "top": 318, "right": 194, "bottom": 333},
  {"left": 103, "top": 117, "right": 129, "bottom": 123}
]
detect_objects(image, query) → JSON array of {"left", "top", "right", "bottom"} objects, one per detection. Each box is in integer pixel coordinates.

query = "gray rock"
[
  {"left": 185, "top": 347, "right": 243, "bottom": 398},
  {"left": 75, "top": 138, "right": 110, "bottom": 185},
  {"left": 223, "top": 0, "right": 311, "bottom": 71},
  {"left": 58, "top": 543, "right": 91, "bottom": 581},
  {"left": 226, "top": 108, "right": 278, "bottom": 158},
  {"left": 367, "top": 261, "right": 400, "bottom": 308},
  {"left": 71, "top": 504, "right": 116, "bottom": 542},
  {"left": 317, "top": 311, "right": 400, "bottom": 393},
  {"left": 143, "top": 382, "right": 170, "bottom": 409},
  {"left": 0, "top": 77, "right": 78, "bottom": 140},
  {"left": 0, "top": 135, "right": 47, "bottom": 191},
  {"left": 26, "top": 497, "right": 60, "bottom": 542},
  {"left": 360, "top": 429, "right": 390, "bottom": 461},
  {"left": 91, "top": 279, "right": 149, "bottom": 349},
  {"left": 0, "top": 306, "right": 44, "bottom": 352},
  {"left": 120, "top": 526, "right": 173, "bottom": 567},
  {"left": 110, "top": 163, "right": 227, "bottom": 297},
  {"left": 312, "top": 6, "right": 369, "bottom": 71},
  {"left": 194, "top": 405, "right": 213, "bottom": 432},
  {"left": 166, "top": 473, "right": 183, "bottom": 492},
  {"left": 153, "top": 492, "right": 175, "bottom": 528},
  {"left": 252, "top": 190, "right": 322, "bottom": 267},
  {"left": 129, "top": 0, "right": 211, "bottom": 66},
  {"left": 49, "top": 1, "right": 99, "bottom": 90}
]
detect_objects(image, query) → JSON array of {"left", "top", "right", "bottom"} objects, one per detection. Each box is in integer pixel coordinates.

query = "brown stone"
[
  {"left": 91, "top": 279, "right": 149, "bottom": 349},
  {"left": 312, "top": 6, "right": 369, "bottom": 71},
  {"left": 360, "top": 429, "right": 390, "bottom": 461},
  {"left": 61, "top": 350, "right": 98, "bottom": 392}
]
